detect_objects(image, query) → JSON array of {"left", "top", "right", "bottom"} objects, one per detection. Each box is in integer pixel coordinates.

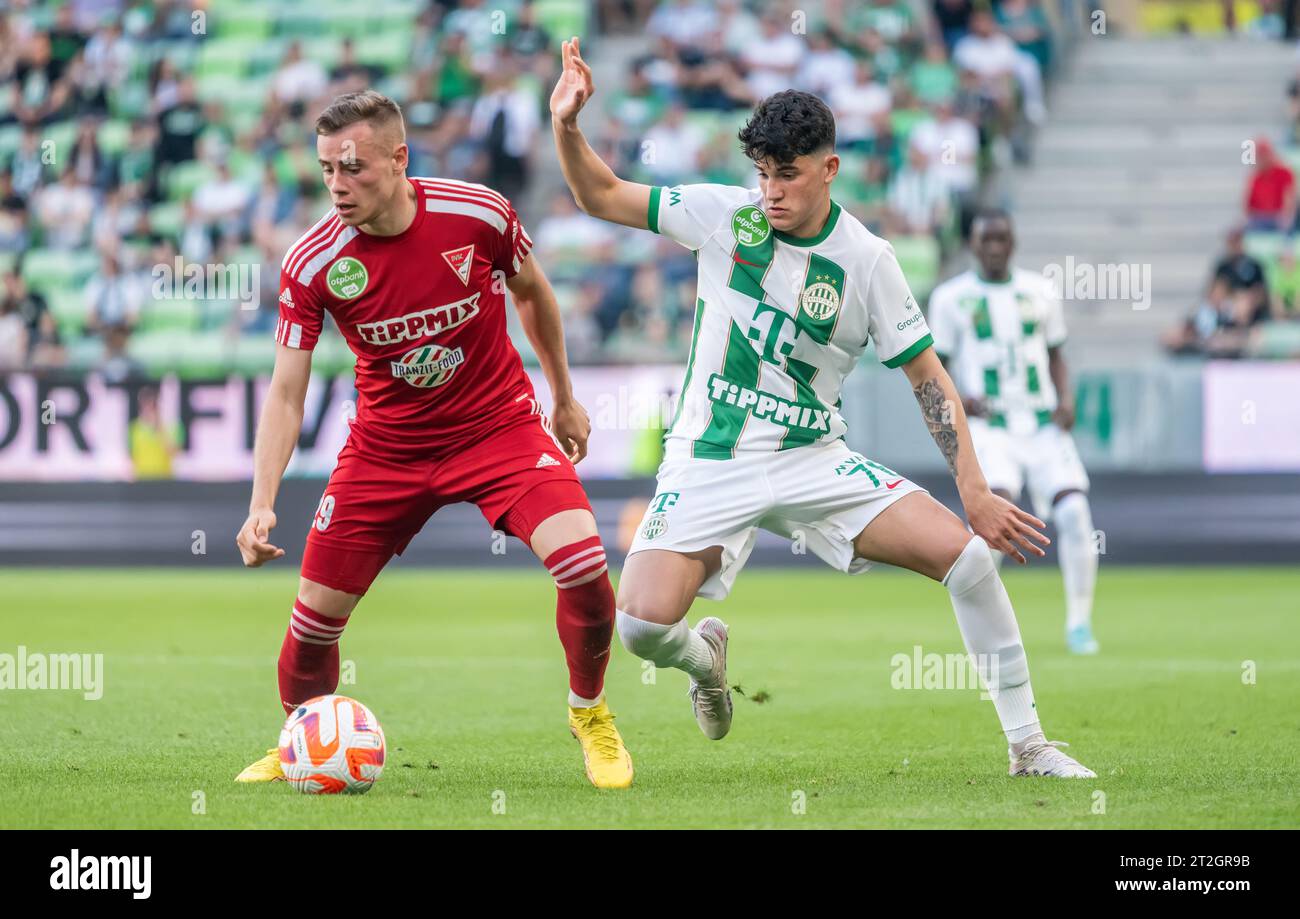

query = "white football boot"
[
  {"left": 688, "top": 617, "right": 732, "bottom": 740},
  {"left": 1009, "top": 738, "right": 1097, "bottom": 778}
]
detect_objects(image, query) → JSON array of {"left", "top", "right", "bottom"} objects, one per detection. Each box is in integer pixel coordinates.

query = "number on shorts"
[{"left": 313, "top": 494, "right": 335, "bottom": 532}]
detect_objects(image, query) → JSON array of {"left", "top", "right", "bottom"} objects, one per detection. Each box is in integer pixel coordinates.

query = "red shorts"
[{"left": 301, "top": 413, "right": 592, "bottom": 595}]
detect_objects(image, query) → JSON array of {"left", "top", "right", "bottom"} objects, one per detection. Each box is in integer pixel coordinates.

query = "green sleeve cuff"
[
  {"left": 883, "top": 333, "right": 933, "bottom": 368},
  {"left": 647, "top": 186, "right": 662, "bottom": 234}
]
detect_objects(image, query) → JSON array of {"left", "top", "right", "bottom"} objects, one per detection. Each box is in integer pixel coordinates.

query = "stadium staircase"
[{"left": 998, "top": 36, "right": 1294, "bottom": 360}]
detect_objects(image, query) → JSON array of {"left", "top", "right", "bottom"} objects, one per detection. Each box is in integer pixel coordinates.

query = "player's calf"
[
  {"left": 278, "top": 582, "right": 358, "bottom": 715},
  {"left": 544, "top": 534, "right": 616, "bottom": 706}
]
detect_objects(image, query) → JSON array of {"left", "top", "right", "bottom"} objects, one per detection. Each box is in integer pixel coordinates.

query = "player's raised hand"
[
  {"left": 963, "top": 489, "right": 1048, "bottom": 565},
  {"left": 236, "top": 507, "right": 285, "bottom": 567},
  {"left": 551, "top": 398, "right": 591, "bottom": 465},
  {"left": 550, "top": 37, "right": 595, "bottom": 125}
]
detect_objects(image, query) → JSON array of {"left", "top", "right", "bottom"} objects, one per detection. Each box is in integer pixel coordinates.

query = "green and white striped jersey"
[
  {"left": 649, "top": 183, "right": 933, "bottom": 460},
  {"left": 926, "top": 268, "right": 1067, "bottom": 436}
]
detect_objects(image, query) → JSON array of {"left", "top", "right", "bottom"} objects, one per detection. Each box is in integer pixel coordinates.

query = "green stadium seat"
[
  {"left": 892, "top": 235, "right": 941, "bottom": 298},
  {"left": 301, "top": 36, "right": 344, "bottom": 70},
  {"left": 216, "top": 5, "right": 273, "bottom": 40},
  {"left": 46, "top": 287, "right": 88, "bottom": 338},
  {"left": 148, "top": 201, "right": 185, "bottom": 241},
  {"left": 96, "top": 119, "right": 132, "bottom": 157},
  {"left": 355, "top": 32, "right": 413, "bottom": 72},
  {"left": 196, "top": 38, "right": 249, "bottom": 79},
  {"left": 21, "top": 248, "right": 100, "bottom": 291},
  {"left": 165, "top": 161, "right": 217, "bottom": 202},
  {"left": 139, "top": 298, "right": 198, "bottom": 333},
  {"left": 0, "top": 123, "right": 23, "bottom": 161},
  {"left": 535, "top": 0, "right": 588, "bottom": 41}
]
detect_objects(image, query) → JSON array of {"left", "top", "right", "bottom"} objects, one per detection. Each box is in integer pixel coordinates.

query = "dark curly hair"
[{"left": 738, "top": 90, "right": 836, "bottom": 166}]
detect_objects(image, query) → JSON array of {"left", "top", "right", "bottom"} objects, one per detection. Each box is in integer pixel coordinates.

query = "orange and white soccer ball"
[{"left": 279, "top": 695, "right": 386, "bottom": 794}]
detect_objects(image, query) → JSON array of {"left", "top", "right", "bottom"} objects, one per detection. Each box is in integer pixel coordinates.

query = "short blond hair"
[{"left": 315, "top": 90, "right": 406, "bottom": 144}]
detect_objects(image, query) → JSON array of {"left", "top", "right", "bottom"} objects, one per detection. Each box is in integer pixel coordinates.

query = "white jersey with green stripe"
[
  {"left": 648, "top": 183, "right": 933, "bottom": 461},
  {"left": 926, "top": 267, "right": 1067, "bottom": 436}
]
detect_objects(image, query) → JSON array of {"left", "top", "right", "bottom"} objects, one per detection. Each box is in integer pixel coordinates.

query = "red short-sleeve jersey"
[{"left": 276, "top": 177, "right": 538, "bottom": 456}]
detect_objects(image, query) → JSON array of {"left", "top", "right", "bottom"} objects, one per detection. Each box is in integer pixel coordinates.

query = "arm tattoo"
[{"left": 913, "top": 377, "right": 959, "bottom": 476}]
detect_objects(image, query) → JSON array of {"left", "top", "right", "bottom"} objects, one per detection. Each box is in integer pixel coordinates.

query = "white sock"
[
  {"left": 1053, "top": 492, "right": 1097, "bottom": 632},
  {"left": 568, "top": 690, "right": 603, "bottom": 709},
  {"left": 615, "top": 609, "right": 715, "bottom": 680},
  {"left": 943, "top": 536, "right": 1042, "bottom": 744}
]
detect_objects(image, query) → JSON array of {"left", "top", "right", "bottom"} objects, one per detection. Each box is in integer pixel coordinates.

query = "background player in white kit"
[
  {"left": 928, "top": 211, "right": 1100, "bottom": 655},
  {"left": 551, "top": 39, "right": 1095, "bottom": 777}
]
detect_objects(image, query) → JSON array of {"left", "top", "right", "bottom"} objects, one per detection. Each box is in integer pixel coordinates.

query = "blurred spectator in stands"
[
  {"left": 98, "top": 320, "right": 141, "bottom": 384},
  {"left": 148, "top": 56, "right": 181, "bottom": 115},
  {"left": 507, "top": 1, "right": 554, "bottom": 79},
  {"left": 677, "top": 33, "right": 752, "bottom": 111},
  {"left": 1243, "top": 137, "right": 1295, "bottom": 233},
  {"left": 423, "top": 30, "right": 481, "bottom": 110},
  {"left": 830, "top": 59, "right": 892, "bottom": 149},
  {"left": 910, "top": 97, "right": 979, "bottom": 217},
  {"left": 641, "top": 103, "right": 704, "bottom": 184},
  {"left": 798, "top": 29, "right": 857, "bottom": 100},
  {"left": 0, "top": 171, "right": 30, "bottom": 253},
  {"left": 838, "top": 154, "right": 891, "bottom": 230},
  {"left": 716, "top": 0, "right": 762, "bottom": 56},
  {"left": 647, "top": 0, "right": 719, "bottom": 52},
  {"left": 273, "top": 41, "right": 328, "bottom": 118},
  {"left": 13, "top": 32, "right": 70, "bottom": 124},
  {"left": 933, "top": 0, "right": 974, "bottom": 51},
  {"left": 997, "top": 0, "right": 1053, "bottom": 75},
  {"left": 86, "top": 250, "right": 140, "bottom": 334},
  {"left": 34, "top": 166, "right": 95, "bottom": 249},
  {"left": 69, "top": 115, "right": 111, "bottom": 190},
  {"left": 606, "top": 62, "right": 667, "bottom": 140},
  {"left": 129, "top": 384, "right": 178, "bottom": 480},
  {"left": 469, "top": 59, "right": 539, "bottom": 202},
  {"left": 1246, "top": 0, "right": 1287, "bottom": 38},
  {"left": 1165, "top": 227, "right": 1270, "bottom": 356},
  {"left": 83, "top": 20, "right": 131, "bottom": 97},
  {"left": 911, "top": 41, "right": 959, "bottom": 105},
  {"left": 194, "top": 161, "right": 252, "bottom": 244},
  {"left": 533, "top": 191, "right": 619, "bottom": 272},
  {"left": 330, "top": 38, "right": 383, "bottom": 97},
  {"left": 249, "top": 161, "right": 298, "bottom": 238},
  {"left": 2, "top": 269, "right": 64, "bottom": 370},
  {"left": 858, "top": 27, "right": 903, "bottom": 84},
  {"left": 0, "top": 287, "right": 25, "bottom": 370},
  {"left": 857, "top": 0, "right": 923, "bottom": 54},
  {"left": 114, "top": 118, "right": 157, "bottom": 201},
  {"left": 9, "top": 123, "right": 47, "bottom": 199},
  {"left": 443, "top": 0, "right": 500, "bottom": 60},
  {"left": 597, "top": 0, "right": 660, "bottom": 35},
  {"left": 155, "top": 76, "right": 203, "bottom": 167},
  {"left": 741, "top": 12, "right": 805, "bottom": 102},
  {"left": 886, "top": 144, "right": 951, "bottom": 237},
  {"left": 955, "top": 9, "right": 1041, "bottom": 138}
]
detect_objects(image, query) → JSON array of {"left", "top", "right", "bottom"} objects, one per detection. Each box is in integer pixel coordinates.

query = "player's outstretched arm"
[
  {"left": 550, "top": 36, "right": 652, "bottom": 229},
  {"left": 236, "top": 344, "right": 312, "bottom": 567},
  {"left": 901, "top": 346, "right": 1049, "bottom": 564},
  {"left": 507, "top": 253, "right": 591, "bottom": 464}
]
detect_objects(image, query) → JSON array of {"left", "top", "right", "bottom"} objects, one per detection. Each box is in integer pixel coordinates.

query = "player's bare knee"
[{"left": 297, "top": 578, "right": 360, "bottom": 618}]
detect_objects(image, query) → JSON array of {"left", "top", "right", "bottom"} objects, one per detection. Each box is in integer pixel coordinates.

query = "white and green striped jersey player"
[
  {"left": 647, "top": 183, "right": 933, "bottom": 462},
  {"left": 926, "top": 268, "right": 1067, "bottom": 437}
]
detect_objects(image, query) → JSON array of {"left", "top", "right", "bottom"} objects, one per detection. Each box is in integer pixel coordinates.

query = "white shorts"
[
  {"left": 968, "top": 418, "right": 1090, "bottom": 519},
  {"left": 626, "top": 440, "right": 926, "bottom": 601}
]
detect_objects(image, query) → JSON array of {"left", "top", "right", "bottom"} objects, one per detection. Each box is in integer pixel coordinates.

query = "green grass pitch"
[{"left": 1, "top": 566, "right": 1297, "bottom": 828}]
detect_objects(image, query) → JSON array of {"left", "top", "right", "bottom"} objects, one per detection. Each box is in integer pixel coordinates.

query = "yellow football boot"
[
  {"left": 234, "top": 748, "right": 285, "bottom": 783},
  {"left": 568, "top": 699, "right": 634, "bottom": 789}
]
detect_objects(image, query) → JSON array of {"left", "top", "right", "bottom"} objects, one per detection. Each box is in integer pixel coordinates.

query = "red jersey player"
[{"left": 233, "top": 91, "right": 633, "bottom": 789}]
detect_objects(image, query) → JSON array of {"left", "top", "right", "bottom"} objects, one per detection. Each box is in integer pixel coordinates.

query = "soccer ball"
[{"left": 279, "top": 694, "right": 386, "bottom": 794}]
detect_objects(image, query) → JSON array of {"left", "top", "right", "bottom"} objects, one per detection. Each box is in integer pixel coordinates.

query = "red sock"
[
  {"left": 544, "top": 536, "right": 615, "bottom": 702},
  {"left": 277, "top": 599, "right": 350, "bottom": 715}
]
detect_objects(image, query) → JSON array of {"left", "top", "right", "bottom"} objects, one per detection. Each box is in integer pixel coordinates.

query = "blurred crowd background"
[
  {"left": 2, "top": 0, "right": 1299, "bottom": 382},
  {"left": 0, "top": 0, "right": 1064, "bottom": 378}
]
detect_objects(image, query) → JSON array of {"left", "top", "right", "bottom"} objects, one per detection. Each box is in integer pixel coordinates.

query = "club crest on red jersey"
[{"left": 442, "top": 244, "right": 475, "bottom": 286}]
